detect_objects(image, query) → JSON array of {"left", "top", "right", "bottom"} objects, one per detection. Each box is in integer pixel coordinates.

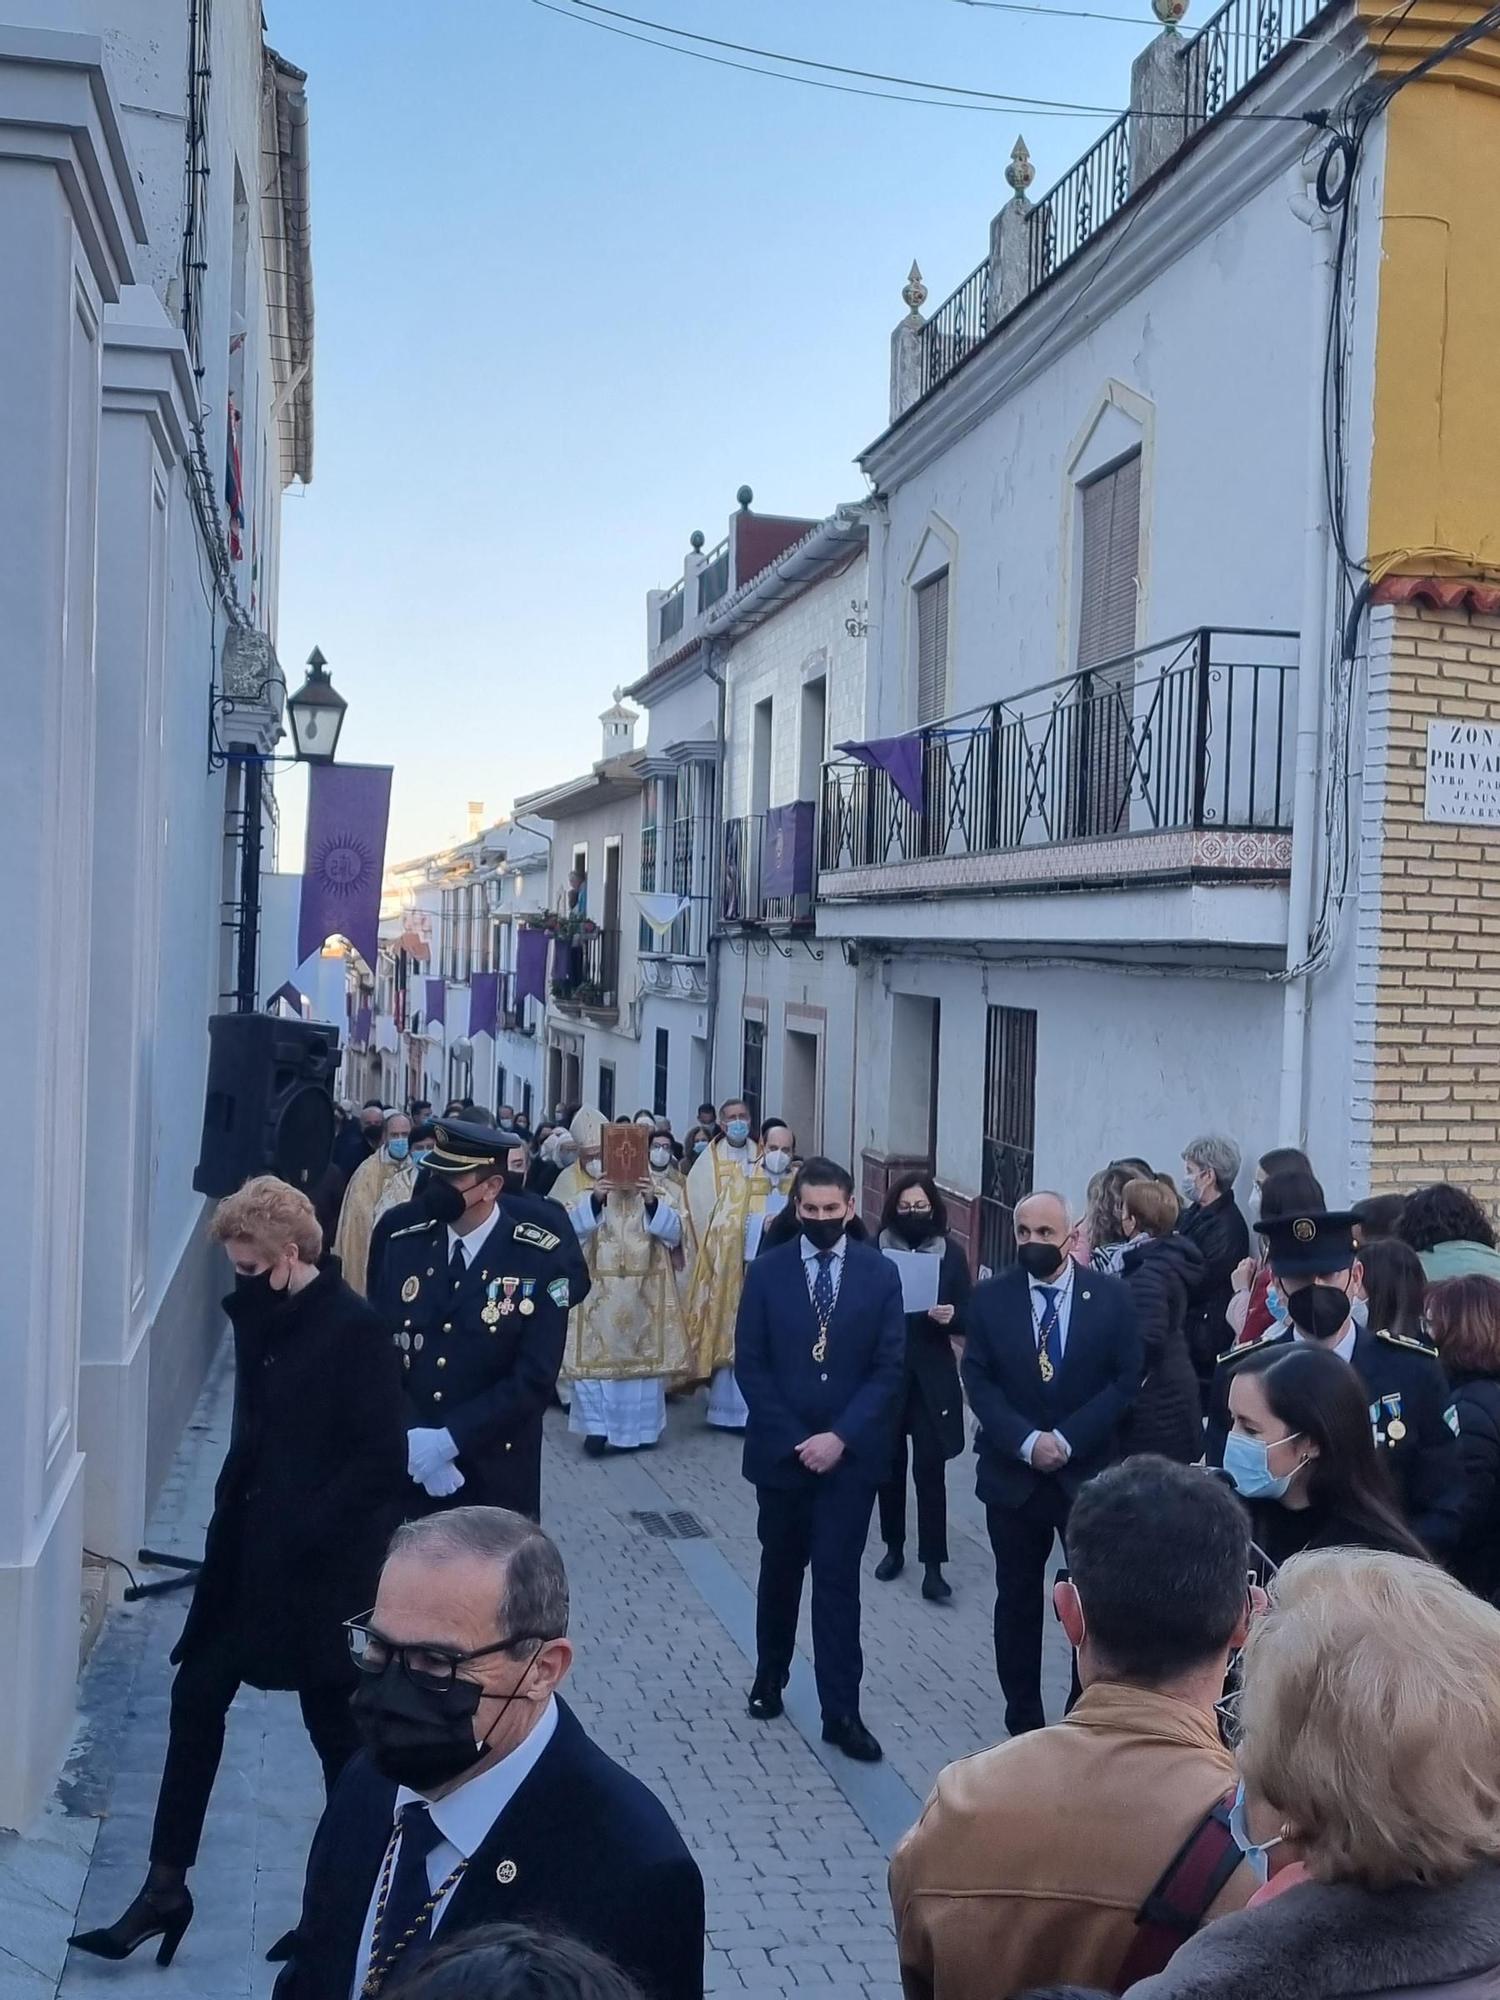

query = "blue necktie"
[
  {"left": 371, "top": 1801, "right": 446, "bottom": 1982},
  {"left": 1037, "top": 1286, "right": 1062, "bottom": 1381},
  {"left": 813, "top": 1251, "right": 836, "bottom": 1327}
]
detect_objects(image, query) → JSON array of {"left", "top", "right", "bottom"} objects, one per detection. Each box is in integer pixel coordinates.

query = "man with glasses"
[
  {"left": 890, "top": 1459, "right": 1258, "bottom": 2000},
  {"left": 274, "top": 1507, "right": 703, "bottom": 2000}
]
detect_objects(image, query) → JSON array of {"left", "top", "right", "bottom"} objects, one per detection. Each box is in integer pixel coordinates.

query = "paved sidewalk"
[{"left": 5, "top": 1352, "right": 1071, "bottom": 1999}]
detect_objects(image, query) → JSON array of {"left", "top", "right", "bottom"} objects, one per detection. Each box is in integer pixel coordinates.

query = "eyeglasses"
[
  {"left": 344, "top": 1616, "right": 551, "bottom": 1690},
  {"left": 896, "top": 1204, "right": 933, "bottom": 1216}
]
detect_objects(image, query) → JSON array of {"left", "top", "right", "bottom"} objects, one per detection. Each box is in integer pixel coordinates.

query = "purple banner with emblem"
[
  {"left": 296, "top": 763, "right": 393, "bottom": 971},
  {"left": 761, "top": 800, "right": 816, "bottom": 898},
  {"left": 835, "top": 735, "right": 924, "bottom": 814},
  {"left": 469, "top": 971, "right": 500, "bottom": 1039},
  {"left": 515, "top": 927, "right": 548, "bottom": 1008},
  {"left": 425, "top": 977, "right": 446, "bottom": 1030}
]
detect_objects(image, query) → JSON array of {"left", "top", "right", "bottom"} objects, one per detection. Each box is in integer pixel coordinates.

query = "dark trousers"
[
  {"left": 877, "top": 1384, "right": 950, "bottom": 1564},
  {"left": 986, "top": 1482, "right": 1074, "bottom": 1738},
  {"left": 755, "top": 1476, "right": 877, "bottom": 1722},
  {"left": 150, "top": 1628, "right": 359, "bottom": 1872}
]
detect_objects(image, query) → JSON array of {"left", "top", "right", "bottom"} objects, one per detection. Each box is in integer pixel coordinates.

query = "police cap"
[
  {"left": 1255, "top": 1207, "right": 1358, "bottom": 1277},
  {"left": 422, "top": 1118, "right": 512, "bottom": 1178}
]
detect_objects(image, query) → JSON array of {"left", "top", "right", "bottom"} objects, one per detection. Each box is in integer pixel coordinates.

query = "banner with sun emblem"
[{"left": 297, "top": 763, "right": 393, "bottom": 971}]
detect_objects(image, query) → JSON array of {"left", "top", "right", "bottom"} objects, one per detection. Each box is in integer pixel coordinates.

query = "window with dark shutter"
[
  {"left": 915, "top": 570, "right": 950, "bottom": 725},
  {"left": 978, "top": 1005, "right": 1038, "bottom": 1273},
  {"left": 1072, "top": 453, "right": 1141, "bottom": 837}
]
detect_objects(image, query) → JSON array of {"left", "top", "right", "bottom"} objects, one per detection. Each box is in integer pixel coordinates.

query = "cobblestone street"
[{"left": 2, "top": 1350, "right": 1069, "bottom": 2000}]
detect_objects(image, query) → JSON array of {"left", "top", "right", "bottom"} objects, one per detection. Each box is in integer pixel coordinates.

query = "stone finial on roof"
[
  {"left": 1152, "top": 0, "right": 1188, "bottom": 23},
  {"left": 1006, "top": 136, "right": 1036, "bottom": 199},
  {"left": 902, "top": 260, "right": 928, "bottom": 316}
]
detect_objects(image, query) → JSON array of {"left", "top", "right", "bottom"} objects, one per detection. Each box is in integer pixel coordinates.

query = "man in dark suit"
[
  {"left": 962, "top": 1190, "right": 1142, "bottom": 1737},
  {"left": 736, "top": 1156, "right": 905, "bottom": 1763},
  {"left": 371, "top": 1119, "right": 577, "bottom": 1520},
  {"left": 275, "top": 1507, "right": 704, "bottom": 2000}
]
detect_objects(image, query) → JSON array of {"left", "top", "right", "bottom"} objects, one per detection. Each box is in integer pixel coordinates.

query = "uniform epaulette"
[
  {"left": 512, "top": 1221, "right": 561, "bottom": 1251},
  {"left": 1216, "top": 1328, "right": 1286, "bottom": 1367},
  {"left": 1375, "top": 1325, "right": 1440, "bottom": 1358},
  {"left": 388, "top": 1219, "right": 438, "bottom": 1242}
]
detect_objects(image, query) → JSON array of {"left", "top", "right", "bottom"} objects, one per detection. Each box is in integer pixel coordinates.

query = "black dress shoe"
[
  {"left": 922, "top": 1564, "right": 953, "bottom": 1602},
  {"left": 874, "top": 1546, "right": 905, "bottom": 1583},
  {"left": 822, "top": 1714, "right": 883, "bottom": 1762},
  {"left": 747, "top": 1675, "right": 785, "bottom": 1720},
  {"left": 583, "top": 1434, "right": 608, "bottom": 1458},
  {"left": 70, "top": 1885, "right": 195, "bottom": 1966}
]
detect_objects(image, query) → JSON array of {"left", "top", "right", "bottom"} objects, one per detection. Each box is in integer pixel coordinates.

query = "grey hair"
[
  {"left": 386, "top": 1507, "right": 570, "bottom": 1643},
  {"left": 1017, "top": 1189, "right": 1074, "bottom": 1229},
  {"left": 1183, "top": 1133, "right": 1241, "bottom": 1191}
]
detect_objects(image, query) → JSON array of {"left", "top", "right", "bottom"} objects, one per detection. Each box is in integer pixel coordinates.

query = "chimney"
[
  {"left": 467, "top": 800, "right": 484, "bottom": 839},
  {"left": 600, "top": 688, "right": 638, "bottom": 762}
]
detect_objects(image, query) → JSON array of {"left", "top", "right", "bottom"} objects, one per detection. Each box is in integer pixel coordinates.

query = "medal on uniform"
[
  {"left": 1388, "top": 1419, "right": 1407, "bottom": 1441},
  {"left": 401, "top": 1276, "right": 420, "bottom": 1303},
  {"left": 1037, "top": 1344, "right": 1055, "bottom": 1384},
  {"left": 518, "top": 1280, "right": 536, "bottom": 1317},
  {"left": 498, "top": 1276, "right": 519, "bottom": 1316},
  {"left": 482, "top": 1279, "right": 502, "bottom": 1327}
]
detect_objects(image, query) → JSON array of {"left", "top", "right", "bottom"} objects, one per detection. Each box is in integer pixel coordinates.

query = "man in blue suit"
[
  {"left": 962, "top": 1190, "right": 1142, "bottom": 1736},
  {"left": 736, "top": 1157, "right": 905, "bottom": 1762}
]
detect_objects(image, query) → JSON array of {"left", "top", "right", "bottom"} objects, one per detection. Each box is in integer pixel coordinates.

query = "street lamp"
[
  {"left": 208, "top": 642, "right": 351, "bottom": 1013},
  {"left": 286, "top": 647, "right": 348, "bottom": 763}
]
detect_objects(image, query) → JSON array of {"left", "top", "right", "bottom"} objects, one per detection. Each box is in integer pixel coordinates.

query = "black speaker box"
[{"left": 193, "top": 1014, "right": 342, "bottom": 1198}]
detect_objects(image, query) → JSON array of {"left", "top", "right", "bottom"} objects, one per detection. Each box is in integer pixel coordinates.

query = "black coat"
[
  {"left": 879, "top": 1231, "right": 972, "bottom": 1461},
  {"left": 961, "top": 1266, "right": 1142, "bottom": 1510},
  {"left": 1117, "top": 1233, "right": 1205, "bottom": 1463},
  {"left": 273, "top": 1699, "right": 705, "bottom": 2000},
  {"left": 174, "top": 1262, "right": 407, "bottom": 1691},
  {"left": 1449, "top": 1370, "right": 1500, "bottom": 1601},
  {"left": 1179, "top": 1191, "right": 1250, "bottom": 1380}
]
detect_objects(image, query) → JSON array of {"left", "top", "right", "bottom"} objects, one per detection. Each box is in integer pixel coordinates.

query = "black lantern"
[{"left": 286, "top": 647, "right": 348, "bottom": 764}]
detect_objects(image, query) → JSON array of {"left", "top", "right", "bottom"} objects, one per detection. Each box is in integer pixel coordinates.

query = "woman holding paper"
[{"left": 874, "top": 1173, "right": 973, "bottom": 1602}]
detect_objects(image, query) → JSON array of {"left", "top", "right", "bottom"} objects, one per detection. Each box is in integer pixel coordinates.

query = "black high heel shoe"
[{"left": 70, "top": 1884, "right": 195, "bottom": 1966}]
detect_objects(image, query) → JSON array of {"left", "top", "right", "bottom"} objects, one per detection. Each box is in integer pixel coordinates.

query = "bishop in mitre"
[
  {"left": 333, "top": 1110, "right": 416, "bottom": 1294},
  {"left": 562, "top": 1107, "right": 691, "bottom": 1454},
  {"left": 683, "top": 1102, "right": 796, "bottom": 1428}
]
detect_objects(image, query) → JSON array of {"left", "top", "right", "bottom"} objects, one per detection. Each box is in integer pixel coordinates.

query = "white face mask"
[
  {"left": 763, "top": 1148, "right": 792, "bottom": 1177},
  {"left": 583, "top": 1157, "right": 604, "bottom": 1179},
  {"left": 649, "top": 1144, "right": 673, "bottom": 1170}
]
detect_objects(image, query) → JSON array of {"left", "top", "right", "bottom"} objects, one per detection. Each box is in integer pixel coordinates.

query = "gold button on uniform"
[
  {"left": 443, "top": 1323, "right": 453, "bottom": 1333},
  {"left": 432, "top": 1391, "right": 443, "bottom": 1404},
  {"left": 436, "top": 1356, "right": 447, "bottom": 1369}
]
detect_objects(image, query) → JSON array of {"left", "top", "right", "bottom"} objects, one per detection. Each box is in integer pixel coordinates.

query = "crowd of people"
[{"left": 63, "top": 1093, "right": 1500, "bottom": 1999}]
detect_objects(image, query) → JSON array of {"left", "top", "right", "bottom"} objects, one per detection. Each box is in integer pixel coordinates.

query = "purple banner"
[
  {"left": 269, "top": 980, "right": 305, "bottom": 1016},
  {"left": 297, "top": 763, "right": 393, "bottom": 970},
  {"left": 469, "top": 971, "right": 500, "bottom": 1039},
  {"left": 761, "top": 800, "right": 815, "bottom": 898},
  {"left": 425, "top": 977, "right": 446, "bottom": 1030},
  {"left": 515, "top": 927, "right": 548, "bottom": 1008},
  {"left": 836, "top": 735, "right": 924, "bottom": 814},
  {"left": 354, "top": 1003, "right": 372, "bottom": 1047}
]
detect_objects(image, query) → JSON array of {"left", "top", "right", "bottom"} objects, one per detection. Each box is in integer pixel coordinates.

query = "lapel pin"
[
  {"left": 1081, "top": 1290, "right": 1091, "bottom": 1301},
  {"left": 496, "top": 1859, "right": 518, "bottom": 1885}
]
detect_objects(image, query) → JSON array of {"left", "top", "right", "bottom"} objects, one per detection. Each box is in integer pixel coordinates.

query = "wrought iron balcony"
[
  {"left": 698, "top": 536, "right": 731, "bottom": 611},
  {"left": 639, "top": 815, "right": 713, "bottom": 958},
  {"left": 551, "top": 925, "right": 621, "bottom": 1020},
  {"left": 819, "top": 628, "right": 1297, "bottom": 894},
  {"left": 658, "top": 577, "right": 685, "bottom": 645},
  {"left": 723, "top": 804, "right": 816, "bottom": 928}
]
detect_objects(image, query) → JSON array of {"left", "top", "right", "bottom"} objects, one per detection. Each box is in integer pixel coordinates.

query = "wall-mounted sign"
[{"left": 1424, "top": 720, "right": 1500, "bottom": 825}]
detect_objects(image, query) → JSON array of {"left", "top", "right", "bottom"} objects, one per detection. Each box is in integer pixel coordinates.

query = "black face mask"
[
  {"left": 893, "top": 1212, "right": 933, "bottom": 1247},
  {"left": 801, "top": 1216, "right": 847, "bottom": 1253},
  {"left": 413, "top": 1172, "right": 466, "bottom": 1228},
  {"left": 350, "top": 1651, "right": 539, "bottom": 1794},
  {"left": 501, "top": 1170, "right": 526, "bottom": 1198},
  {"left": 1286, "top": 1283, "right": 1352, "bottom": 1341},
  {"left": 1017, "top": 1240, "right": 1067, "bottom": 1281},
  {"left": 233, "top": 1268, "right": 293, "bottom": 1310}
]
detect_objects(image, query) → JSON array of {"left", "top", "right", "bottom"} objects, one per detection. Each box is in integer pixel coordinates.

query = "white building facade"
[{"left": 0, "top": 3, "right": 315, "bottom": 1823}]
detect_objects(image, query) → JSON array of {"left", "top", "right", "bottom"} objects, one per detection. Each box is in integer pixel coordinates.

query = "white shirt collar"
[
  {"left": 395, "top": 1696, "right": 558, "bottom": 1859},
  {"left": 1294, "top": 1322, "right": 1358, "bottom": 1364},
  {"left": 448, "top": 1201, "right": 503, "bottom": 1265},
  {"left": 800, "top": 1230, "right": 849, "bottom": 1263}
]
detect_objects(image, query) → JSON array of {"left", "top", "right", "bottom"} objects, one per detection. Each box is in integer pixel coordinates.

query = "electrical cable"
[{"left": 84, "top": 1548, "right": 142, "bottom": 1593}]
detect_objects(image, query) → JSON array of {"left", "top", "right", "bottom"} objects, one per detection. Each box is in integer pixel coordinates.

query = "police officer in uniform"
[
  {"left": 372, "top": 1118, "right": 574, "bottom": 1520},
  {"left": 1207, "top": 1208, "right": 1462, "bottom": 1553}
]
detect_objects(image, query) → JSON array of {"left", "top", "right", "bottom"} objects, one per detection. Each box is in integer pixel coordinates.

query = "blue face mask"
[
  {"left": 725, "top": 1118, "right": 751, "bottom": 1146},
  {"left": 1266, "top": 1283, "right": 1288, "bottom": 1324},
  {"left": 387, "top": 1137, "right": 410, "bottom": 1162},
  {"left": 1223, "top": 1427, "right": 1305, "bottom": 1502},
  {"left": 1229, "top": 1779, "right": 1284, "bottom": 1883}
]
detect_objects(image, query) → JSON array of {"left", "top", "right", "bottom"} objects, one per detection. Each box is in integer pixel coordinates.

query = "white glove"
[
  {"left": 421, "top": 1462, "right": 465, "bottom": 1499},
  {"left": 407, "top": 1428, "right": 459, "bottom": 1485}
]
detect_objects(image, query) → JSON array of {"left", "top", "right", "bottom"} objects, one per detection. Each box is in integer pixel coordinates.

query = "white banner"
[{"left": 634, "top": 891, "right": 691, "bottom": 935}]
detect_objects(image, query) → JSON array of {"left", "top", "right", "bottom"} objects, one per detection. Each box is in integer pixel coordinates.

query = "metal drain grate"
[{"left": 629, "top": 1509, "right": 709, "bottom": 1541}]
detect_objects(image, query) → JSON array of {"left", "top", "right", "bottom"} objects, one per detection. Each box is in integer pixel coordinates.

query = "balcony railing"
[
  {"left": 639, "top": 815, "right": 713, "bottom": 957},
  {"left": 698, "top": 537, "right": 731, "bottom": 611},
  {"left": 819, "top": 628, "right": 1297, "bottom": 880},
  {"left": 723, "top": 804, "right": 816, "bottom": 928},
  {"left": 659, "top": 577, "right": 685, "bottom": 644},
  {"left": 915, "top": 0, "right": 1333, "bottom": 403},
  {"left": 551, "top": 925, "right": 621, "bottom": 1018},
  {"left": 499, "top": 970, "right": 535, "bottom": 1035}
]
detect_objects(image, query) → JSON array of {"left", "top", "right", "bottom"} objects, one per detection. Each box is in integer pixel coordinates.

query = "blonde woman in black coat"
[
  {"left": 874, "top": 1172, "right": 973, "bottom": 1602},
  {"left": 71, "top": 1176, "right": 407, "bottom": 1969}
]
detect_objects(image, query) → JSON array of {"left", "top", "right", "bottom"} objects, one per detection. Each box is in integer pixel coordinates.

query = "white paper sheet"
[
  {"left": 744, "top": 1211, "right": 765, "bottom": 1262},
  {"left": 882, "top": 1247, "right": 941, "bottom": 1314}
]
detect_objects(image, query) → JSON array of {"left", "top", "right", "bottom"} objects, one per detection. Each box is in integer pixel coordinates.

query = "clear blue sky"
[{"left": 266, "top": 0, "right": 1152, "bottom": 862}]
